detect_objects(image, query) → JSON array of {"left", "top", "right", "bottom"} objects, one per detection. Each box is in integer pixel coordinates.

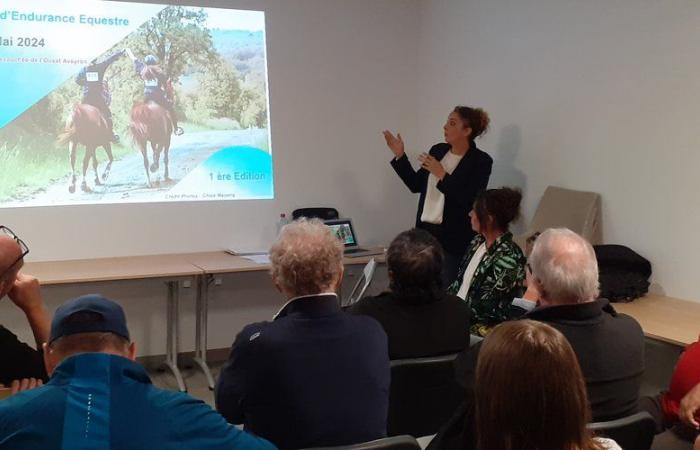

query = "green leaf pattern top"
[{"left": 448, "top": 232, "right": 526, "bottom": 335}]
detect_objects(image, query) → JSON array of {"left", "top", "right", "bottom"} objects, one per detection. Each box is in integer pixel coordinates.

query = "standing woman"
[{"left": 384, "top": 106, "right": 493, "bottom": 282}]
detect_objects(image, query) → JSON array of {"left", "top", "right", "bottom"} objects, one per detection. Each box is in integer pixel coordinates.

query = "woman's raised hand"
[{"left": 382, "top": 130, "right": 405, "bottom": 158}]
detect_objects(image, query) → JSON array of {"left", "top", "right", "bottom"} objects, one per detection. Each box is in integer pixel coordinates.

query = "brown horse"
[
  {"left": 129, "top": 102, "right": 173, "bottom": 187},
  {"left": 58, "top": 104, "right": 114, "bottom": 193}
]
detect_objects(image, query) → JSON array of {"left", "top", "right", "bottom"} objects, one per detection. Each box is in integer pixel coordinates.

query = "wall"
[{"left": 416, "top": 0, "right": 700, "bottom": 300}]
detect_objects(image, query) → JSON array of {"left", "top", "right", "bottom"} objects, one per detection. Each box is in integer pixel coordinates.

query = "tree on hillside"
[{"left": 132, "top": 6, "right": 217, "bottom": 82}]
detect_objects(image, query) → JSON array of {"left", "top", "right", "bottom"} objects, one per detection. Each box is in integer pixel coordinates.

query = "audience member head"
[
  {"left": 528, "top": 228, "right": 599, "bottom": 306},
  {"left": 470, "top": 187, "right": 522, "bottom": 235},
  {"left": 387, "top": 229, "right": 443, "bottom": 304},
  {"left": 0, "top": 227, "right": 28, "bottom": 297},
  {"left": 269, "top": 218, "right": 344, "bottom": 298},
  {"left": 475, "top": 320, "right": 602, "bottom": 450},
  {"left": 525, "top": 231, "right": 541, "bottom": 257},
  {"left": 452, "top": 106, "right": 490, "bottom": 142},
  {"left": 44, "top": 294, "right": 135, "bottom": 375}
]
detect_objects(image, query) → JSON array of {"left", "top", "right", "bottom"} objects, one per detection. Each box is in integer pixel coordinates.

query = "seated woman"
[
  {"left": 448, "top": 187, "right": 526, "bottom": 336},
  {"left": 348, "top": 228, "right": 471, "bottom": 359},
  {"left": 474, "top": 320, "right": 621, "bottom": 450}
]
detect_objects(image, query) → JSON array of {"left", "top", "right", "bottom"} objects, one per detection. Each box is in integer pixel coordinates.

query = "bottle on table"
[{"left": 277, "top": 213, "right": 290, "bottom": 235}]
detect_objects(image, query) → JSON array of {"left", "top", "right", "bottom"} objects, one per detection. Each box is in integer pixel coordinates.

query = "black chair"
[
  {"left": 292, "top": 207, "right": 339, "bottom": 221},
  {"left": 588, "top": 411, "right": 656, "bottom": 450},
  {"left": 387, "top": 353, "right": 463, "bottom": 437},
  {"left": 303, "top": 435, "right": 421, "bottom": 450}
]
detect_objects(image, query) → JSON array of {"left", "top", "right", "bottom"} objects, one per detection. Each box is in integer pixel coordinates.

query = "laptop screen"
[{"left": 324, "top": 219, "right": 357, "bottom": 247}]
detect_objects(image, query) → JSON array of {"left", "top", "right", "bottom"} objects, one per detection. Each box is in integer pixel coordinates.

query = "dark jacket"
[
  {"left": 0, "top": 353, "right": 274, "bottom": 450},
  {"left": 0, "top": 325, "right": 47, "bottom": 385},
  {"left": 429, "top": 299, "right": 645, "bottom": 450},
  {"left": 390, "top": 143, "right": 492, "bottom": 257},
  {"left": 216, "top": 294, "right": 390, "bottom": 450},
  {"left": 348, "top": 291, "right": 471, "bottom": 359}
]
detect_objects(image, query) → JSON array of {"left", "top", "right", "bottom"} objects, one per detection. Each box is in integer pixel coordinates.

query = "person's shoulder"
[
  {"left": 349, "top": 292, "right": 393, "bottom": 312},
  {"left": 472, "top": 144, "right": 493, "bottom": 162},
  {"left": 342, "top": 309, "right": 388, "bottom": 339},
  {"left": 229, "top": 320, "right": 275, "bottom": 351},
  {"left": 606, "top": 304, "right": 643, "bottom": 333},
  {"left": 443, "top": 294, "right": 470, "bottom": 308},
  {"left": 0, "top": 385, "right": 59, "bottom": 423}
]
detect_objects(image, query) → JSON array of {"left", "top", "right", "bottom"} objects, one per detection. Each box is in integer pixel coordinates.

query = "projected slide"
[{"left": 0, "top": 1, "right": 273, "bottom": 207}]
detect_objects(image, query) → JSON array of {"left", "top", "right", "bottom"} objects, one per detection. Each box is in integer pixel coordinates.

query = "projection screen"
[{"left": 0, "top": 0, "right": 273, "bottom": 207}]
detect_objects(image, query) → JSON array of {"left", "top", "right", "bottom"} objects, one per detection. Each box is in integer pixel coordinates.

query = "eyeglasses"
[{"left": 0, "top": 226, "right": 29, "bottom": 280}]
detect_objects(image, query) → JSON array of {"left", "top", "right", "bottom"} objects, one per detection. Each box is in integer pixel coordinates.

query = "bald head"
[{"left": 528, "top": 228, "right": 599, "bottom": 305}]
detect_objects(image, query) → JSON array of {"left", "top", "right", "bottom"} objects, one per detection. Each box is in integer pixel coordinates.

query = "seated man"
[
  {"left": 0, "top": 227, "right": 49, "bottom": 388},
  {"left": 216, "top": 219, "right": 390, "bottom": 450},
  {"left": 0, "top": 294, "right": 274, "bottom": 450},
  {"left": 348, "top": 228, "right": 470, "bottom": 359},
  {"left": 428, "top": 228, "right": 644, "bottom": 450}
]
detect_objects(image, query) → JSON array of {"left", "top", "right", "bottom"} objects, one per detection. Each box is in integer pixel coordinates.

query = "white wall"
[
  {"left": 416, "top": 0, "right": 700, "bottom": 300},
  {"left": 0, "top": 0, "right": 417, "bottom": 355}
]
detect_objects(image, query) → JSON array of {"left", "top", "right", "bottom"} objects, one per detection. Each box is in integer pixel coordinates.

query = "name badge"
[
  {"left": 144, "top": 78, "right": 159, "bottom": 88},
  {"left": 86, "top": 71, "right": 99, "bottom": 82}
]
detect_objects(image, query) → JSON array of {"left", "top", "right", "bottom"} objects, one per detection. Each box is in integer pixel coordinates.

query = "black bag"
[{"left": 594, "top": 245, "right": 651, "bottom": 303}]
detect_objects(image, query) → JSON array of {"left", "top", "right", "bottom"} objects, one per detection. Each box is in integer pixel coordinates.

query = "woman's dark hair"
[
  {"left": 454, "top": 106, "right": 490, "bottom": 140},
  {"left": 387, "top": 229, "right": 443, "bottom": 304},
  {"left": 473, "top": 187, "right": 522, "bottom": 233},
  {"left": 475, "top": 320, "right": 605, "bottom": 450}
]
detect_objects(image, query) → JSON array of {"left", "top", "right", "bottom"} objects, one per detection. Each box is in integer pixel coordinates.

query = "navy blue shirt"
[
  {"left": 216, "top": 294, "right": 390, "bottom": 450},
  {"left": 0, "top": 353, "right": 275, "bottom": 450}
]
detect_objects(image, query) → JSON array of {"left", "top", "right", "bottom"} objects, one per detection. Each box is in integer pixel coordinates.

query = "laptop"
[{"left": 324, "top": 218, "right": 384, "bottom": 257}]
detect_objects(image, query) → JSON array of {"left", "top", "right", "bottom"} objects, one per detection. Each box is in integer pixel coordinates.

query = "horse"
[
  {"left": 129, "top": 102, "right": 173, "bottom": 187},
  {"left": 58, "top": 104, "right": 114, "bottom": 193}
]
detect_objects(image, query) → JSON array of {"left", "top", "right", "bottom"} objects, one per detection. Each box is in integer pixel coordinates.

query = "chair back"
[
  {"left": 344, "top": 258, "right": 377, "bottom": 306},
  {"left": 517, "top": 186, "right": 602, "bottom": 249},
  {"left": 302, "top": 435, "right": 421, "bottom": 450},
  {"left": 388, "top": 353, "right": 463, "bottom": 437},
  {"left": 587, "top": 411, "right": 656, "bottom": 450},
  {"left": 292, "top": 207, "right": 339, "bottom": 221}
]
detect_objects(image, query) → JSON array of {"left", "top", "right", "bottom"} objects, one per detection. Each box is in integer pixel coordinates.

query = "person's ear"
[
  {"left": 127, "top": 342, "right": 136, "bottom": 361},
  {"left": 333, "top": 266, "right": 345, "bottom": 293},
  {"left": 463, "top": 126, "right": 473, "bottom": 140},
  {"left": 272, "top": 278, "right": 284, "bottom": 295},
  {"left": 42, "top": 342, "right": 58, "bottom": 377}
]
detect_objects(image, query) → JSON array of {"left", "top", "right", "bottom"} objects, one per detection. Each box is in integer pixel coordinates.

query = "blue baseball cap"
[{"left": 50, "top": 294, "right": 130, "bottom": 343}]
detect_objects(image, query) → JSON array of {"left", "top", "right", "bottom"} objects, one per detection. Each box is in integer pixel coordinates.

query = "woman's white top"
[
  {"left": 420, "top": 151, "right": 464, "bottom": 224},
  {"left": 456, "top": 242, "right": 487, "bottom": 300}
]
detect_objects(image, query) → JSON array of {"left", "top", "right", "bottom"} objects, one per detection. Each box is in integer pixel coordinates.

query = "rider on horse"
[
  {"left": 75, "top": 50, "right": 125, "bottom": 143},
  {"left": 125, "top": 48, "right": 184, "bottom": 136}
]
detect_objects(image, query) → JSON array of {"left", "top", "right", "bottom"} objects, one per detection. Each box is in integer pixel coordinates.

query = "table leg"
[
  {"left": 193, "top": 274, "right": 215, "bottom": 390},
  {"left": 163, "top": 280, "right": 187, "bottom": 392}
]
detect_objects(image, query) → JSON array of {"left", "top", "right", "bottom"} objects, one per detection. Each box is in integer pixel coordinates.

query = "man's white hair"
[
  {"left": 269, "top": 218, "right": 343, "bottom": 297},
  {"left": 529, "top": 228, "right": 599, "bottom": 304}
]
